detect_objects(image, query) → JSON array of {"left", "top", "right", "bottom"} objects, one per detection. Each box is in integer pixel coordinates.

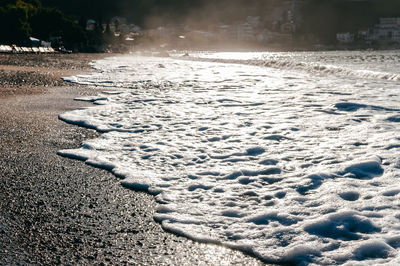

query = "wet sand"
[{"left": 0, "top": 53, "right": 263, "bottom": 265}]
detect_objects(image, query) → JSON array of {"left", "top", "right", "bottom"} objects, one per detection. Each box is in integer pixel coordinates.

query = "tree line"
[
  {"left": 1, "top": 0, "right": 400, "bottom": 49},
  {"left": 0, "top": 0, "right": 87, "bottom": 49}
]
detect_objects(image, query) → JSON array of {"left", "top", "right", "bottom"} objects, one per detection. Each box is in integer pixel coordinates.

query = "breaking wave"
[{"left": 179, "top": 51, "right": 400, "bottom": 81}]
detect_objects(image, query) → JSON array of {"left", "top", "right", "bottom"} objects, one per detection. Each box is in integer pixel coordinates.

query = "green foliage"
[
  {"left": 30, "top": 7, "right": 88, "bottom": 49},
  {"left": 30, "top": 8, "right": 63, "bottom": 39},
  {"left": 0, "top": 0, "right": 87, "bottom": 49},
  {"left": 39, "top": 0, "right": 278, "bottom": 25},
  {"left": 61, "top": 19, "right": 88, "bottom": 50},
  {"left": 87, "top": 22, "right": 104, "bottom": 47},
  {"left": 0, "top": 0, "right": 40, "bottom": 44}
]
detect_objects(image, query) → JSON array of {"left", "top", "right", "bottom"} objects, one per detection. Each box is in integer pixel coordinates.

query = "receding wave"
[{"left": 179, "top": 54, "right": 400, "bottom": 81}]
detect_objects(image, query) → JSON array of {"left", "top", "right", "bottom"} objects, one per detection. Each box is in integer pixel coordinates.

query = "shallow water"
[{"left": 60, "top": 51, "right": 400, "bottom": 264}]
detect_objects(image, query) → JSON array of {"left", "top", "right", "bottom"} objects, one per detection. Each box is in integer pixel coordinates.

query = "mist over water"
[{"left": 60, "top": 51, "right": 400, "bottom": 264}]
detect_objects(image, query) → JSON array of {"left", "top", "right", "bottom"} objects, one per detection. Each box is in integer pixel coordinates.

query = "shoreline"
[{"left": 0, "top": 53, "right": 263, "bottom": 265}]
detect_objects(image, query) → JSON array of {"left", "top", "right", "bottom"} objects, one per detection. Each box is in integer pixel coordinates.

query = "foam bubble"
[{"left": 353, "top": 240, "right": 396, "bottom": 260}]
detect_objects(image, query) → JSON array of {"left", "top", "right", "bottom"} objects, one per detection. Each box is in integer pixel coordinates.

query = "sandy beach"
[{"left": 0, "top": 53, "right": 263, "bottom": 265}]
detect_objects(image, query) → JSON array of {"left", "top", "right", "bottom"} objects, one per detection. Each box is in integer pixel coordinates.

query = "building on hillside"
[
  {"left": 281, "top": 0, "right": 308, "bottom": 33},
  {"left": 86, "top": 19, "right": 96, "bottom": 31},
  {"left": 357, "top": 29, "right": 369, "bottom": 41},
  {"left": 110, "top": 16, "right": 128, "bottom": 32},
  {"left": 143, "top": 26, "right": 177, "bottom": 42},
  {"left": 265, "top": 0, "right": 308, "bottom": 34},
  {"left": 336, "top": 17, "right": 400, "bottom": 45},
  {"left": 106, "top": 17, "right": 142, "bottom": 36},
  {"left": 336, "top": 32, "right": 355, "bottom": 43},
  {"left": 368, "top": 18, "right": 400, "bottom": 42}
]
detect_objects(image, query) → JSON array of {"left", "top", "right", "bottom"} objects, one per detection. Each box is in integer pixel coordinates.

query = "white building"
[
  {"left": 336, "top": 32, "right": 355, "bottom": 43},
  {"left": 86, "top": 19, "right": 96, "bottom": 31},
  {"left": 337, "top": 18, "right": 400, "bottom": 44},
  {"left": 368, "top": 18, "right": 400, "bottom": 42}
]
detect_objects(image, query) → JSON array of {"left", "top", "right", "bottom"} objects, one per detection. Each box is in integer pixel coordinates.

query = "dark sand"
[{"left": 0, "top": 54, "right": 264, "bottom": 265}]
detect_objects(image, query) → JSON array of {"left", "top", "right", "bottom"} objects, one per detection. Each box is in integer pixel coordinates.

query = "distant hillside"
[
  {"left": 38, "top": 0, "right": 400, "bottom": 28},
  {"left": 301, "top": 0, "right": 400, "bottom": 43},
  {"left": 38, "top": 0, "right": 284, "bottom": 26},
  {"left": 2, "top": 0, "right": 400, "bottom": 48}
]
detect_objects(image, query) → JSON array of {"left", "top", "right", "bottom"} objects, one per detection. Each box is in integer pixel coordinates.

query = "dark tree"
[
  {"left": 30, "top": 7, "right": 87, "bottom": 50},
  {"left": 0, "top": 0, "right": 40, "bottom": 44}
]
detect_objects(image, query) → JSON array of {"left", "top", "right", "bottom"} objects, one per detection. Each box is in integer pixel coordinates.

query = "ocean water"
[{"left": 60, "top": 50, "right": 400, "bottom": 265}]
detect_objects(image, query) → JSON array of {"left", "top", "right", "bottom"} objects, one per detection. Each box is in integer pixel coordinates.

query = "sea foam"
[{"left": 59, "top": 53, "right": 400, "bottom": 264}]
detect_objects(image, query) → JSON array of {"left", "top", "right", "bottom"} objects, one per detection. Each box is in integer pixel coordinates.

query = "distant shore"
[
  {"left": 135, "top": 39, "right": 400, "bottom": 53},
  {"left": 0, "top": 53, "right": 263, "bottom": 265}
]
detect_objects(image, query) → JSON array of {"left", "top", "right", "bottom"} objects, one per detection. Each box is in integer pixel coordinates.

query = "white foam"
[
  {"left": 353, "top": 240, "right": 396, "bottom": 260},
  {"left": 59, "top": 53, "right": 400, "bottom": 264},
  {"left": 183, "top": 50, "right": 400, "bottom": 81}
]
